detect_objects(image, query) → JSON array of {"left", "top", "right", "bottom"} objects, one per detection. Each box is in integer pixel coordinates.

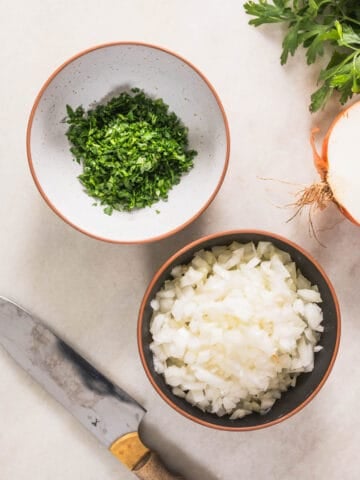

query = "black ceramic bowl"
[{"left": 138, "top": 230, "right": 340, "bottom": 431}]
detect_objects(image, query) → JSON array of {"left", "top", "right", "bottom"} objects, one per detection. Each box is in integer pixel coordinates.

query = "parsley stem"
[{"left": 341, "top": 16, "right": 360, "bottom": 28}]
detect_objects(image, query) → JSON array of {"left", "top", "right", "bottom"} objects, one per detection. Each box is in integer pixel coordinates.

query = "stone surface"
[{"left": 0, "top": 1, "right": 359, "bottom": 479}]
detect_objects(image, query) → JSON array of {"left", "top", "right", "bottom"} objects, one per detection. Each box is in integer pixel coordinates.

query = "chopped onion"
[{"left": 150, "top": 241, "right": 323, "bottom": 418}]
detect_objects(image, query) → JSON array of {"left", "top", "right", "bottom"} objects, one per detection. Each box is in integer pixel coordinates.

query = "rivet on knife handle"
[{"left": 110, "top": 433, "right": 184, "bottom": 479}]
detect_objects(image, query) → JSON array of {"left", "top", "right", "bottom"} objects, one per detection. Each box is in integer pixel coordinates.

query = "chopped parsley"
[{"left": 65, "top": 88, "right": 197, "bottom": 214}]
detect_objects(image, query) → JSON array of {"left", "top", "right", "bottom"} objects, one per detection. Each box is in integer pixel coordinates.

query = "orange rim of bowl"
[
  {"left": 26, "top": 41, "right": 230, "bottom": 244},
  {"left": 137, "top": 229, "right": 341, "bottom": 431}
]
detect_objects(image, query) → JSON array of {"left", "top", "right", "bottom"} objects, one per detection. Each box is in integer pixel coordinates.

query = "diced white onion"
[{"left": 150, "top": 242, "right": 323, "bottom": 418}]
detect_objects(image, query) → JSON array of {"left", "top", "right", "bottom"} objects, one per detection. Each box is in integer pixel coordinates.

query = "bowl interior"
[
  {"left": 28, "top": 43, "right": 228, "bottom": 243},
  {"left": 139, "top": 231, "right": 340, "bottom": 430}
]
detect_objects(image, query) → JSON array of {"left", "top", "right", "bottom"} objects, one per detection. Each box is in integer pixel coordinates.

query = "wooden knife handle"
[
  {"left": 134, "top": 452, "right": 184, "bottom": 480},
  {"left": 110, "top": 432, "right": 184, "bottom": 479}
]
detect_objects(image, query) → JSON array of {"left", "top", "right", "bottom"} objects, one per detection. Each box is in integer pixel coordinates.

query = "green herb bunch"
[
  {"left": 66, "top": 88, "right": 197, "bottom": 214},
  {"left": 244, "top": 0, "right": 360, "bottom": 111}
]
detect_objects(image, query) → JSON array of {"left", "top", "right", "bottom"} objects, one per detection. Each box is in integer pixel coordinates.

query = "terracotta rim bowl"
[
  {"left": 26, "top": 42, "right": 230, "bottom": 244},
  {"left": 138, "top": 230, "right": 341, "bottom": 431}
]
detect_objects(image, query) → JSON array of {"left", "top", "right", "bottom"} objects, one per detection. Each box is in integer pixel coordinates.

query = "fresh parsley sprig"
[{"left": 244, "top": 0, "right": 360, "bottom": 111}]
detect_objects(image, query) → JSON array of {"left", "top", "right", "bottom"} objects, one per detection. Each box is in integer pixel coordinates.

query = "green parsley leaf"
[{"left": 244, "top": 0, "right": 360, "bottom": 111}]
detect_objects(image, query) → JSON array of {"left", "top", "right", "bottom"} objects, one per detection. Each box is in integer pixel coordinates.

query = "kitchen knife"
[{"left": 0, "top": 296, "right": 183, "bottom": 480}]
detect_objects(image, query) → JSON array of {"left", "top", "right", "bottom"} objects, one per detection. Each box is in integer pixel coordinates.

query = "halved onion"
[{"left": 310, "top": 101, "right": 360, "bottom": 226}]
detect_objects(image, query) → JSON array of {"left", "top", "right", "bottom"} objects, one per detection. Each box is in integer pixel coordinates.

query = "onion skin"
[
  {"left": 310, "top": 127, "right": 327, "bottom": 180},
  {"left": 310, "top": 102, "right": 360, "bottom": 227}
]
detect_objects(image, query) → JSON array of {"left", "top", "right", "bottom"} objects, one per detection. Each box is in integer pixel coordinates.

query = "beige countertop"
[{"left": 0, "top": 1, "right": 359, "bottom": 479}]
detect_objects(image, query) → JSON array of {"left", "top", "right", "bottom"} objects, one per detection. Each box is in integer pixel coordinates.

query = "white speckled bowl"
[{"left": 27, "top": 42, "right": 230, "bottom": 243}]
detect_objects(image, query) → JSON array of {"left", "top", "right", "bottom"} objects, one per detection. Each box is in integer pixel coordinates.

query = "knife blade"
[{"left": 0, "top": 296, "right": 183, "bottom": 480}]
